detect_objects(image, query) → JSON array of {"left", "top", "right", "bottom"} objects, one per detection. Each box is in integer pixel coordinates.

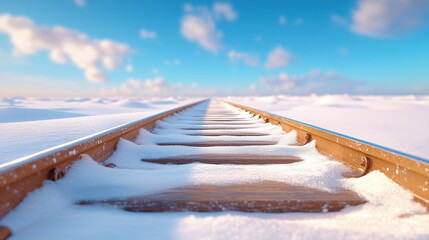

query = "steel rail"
[{"left": 224, "top": 100, "right": 429, "bottom": 208}]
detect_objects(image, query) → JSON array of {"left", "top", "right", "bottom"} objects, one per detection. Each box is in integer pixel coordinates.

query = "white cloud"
[
  {"left": 173, "top": 59, "right": 181, "bottom": 65},
  {"left": 228, "top": 50, "right": 258, "bottom": 66},
  {"left": 249, "top": 83, "right": 257, "bottom": 91},
  {"left": 119, "top": 78, "right": 143, "bottom": 94},
  {"left": 0, "top": 14, "right": 131, "bottom": 83},
  {"left": 144, "top": 77, "right": 179, "bottom": 93},
  {"left": 331, "top": 14, "right": 348, "bottom": 25},
  {"left": 180, "top": 3, "right": 237, "bottom": 52},
  {"left": 180, "top": 6, "right": 222, "bottom": 52},
  {"left": 351, "top": 0, "right": 429, "bottom": 37},
  {"left": 213, "top": 2, "right": 237, "bottom": 21},
  {"left": 107, "top": 77, "right": 183, "bottom": 96},
  {"left": 127, "top": 78, "right": 142, "bottom": 88},
  {"left": 308, "top": 69, "right": 339, "bottom": 79},
  {"left": 265, "top": 46, "right": 292, "bottom": 69},
  {"left": 260, "top": 69, "right": 357, "bottom": 94},
  {"left": 152, "top": 69, "right": 159, "bottom": 74},
  {"left": 260, "top": 72, "right": 304, "bottom": 91},
  {"left": 101, "top": 76, "right": 218, "bottom": 97},
  {"left": 74, "top": 0, "right": 85, "bottom": 7},
  {"left": 126, "top": 65, "right": 133, "bottom": 72},
  {"left": 279, "top": 16, "right": 286, "bottom": 25},
  {"left": 140, "top": 29, "right": 157, "bottom": 39}
]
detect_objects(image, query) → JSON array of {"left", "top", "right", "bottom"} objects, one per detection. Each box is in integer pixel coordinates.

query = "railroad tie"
[
  {"left": 141, "top": 154, "right": 302, "bottom": 165},
  {"left": 80, "top": 181, "right": 365, "bottom": 213}
]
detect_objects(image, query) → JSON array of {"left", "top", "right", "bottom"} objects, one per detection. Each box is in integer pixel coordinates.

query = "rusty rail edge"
[
  {"left": 225, "top": 100, "right": 429, "bottom": 207},
  {"left": 0, "top": 99, "right": 207, "bottom": 218}
]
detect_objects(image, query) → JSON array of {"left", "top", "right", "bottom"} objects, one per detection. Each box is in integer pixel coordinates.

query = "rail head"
[
  {"left": 0, "top": 99, "right": 208, "bottom": 219},
  {"left": 224, "top": 100, "right": 429, "bottom": 207}
]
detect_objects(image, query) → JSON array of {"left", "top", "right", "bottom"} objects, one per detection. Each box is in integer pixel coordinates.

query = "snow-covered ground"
[
  {"left": 0, "top": 97, "right": 201, "bottom": 163},
  {"left": 0, "top": 95, "right": 428, "bottom": 163},
  {"left": 226, "top": 95, "right": 429, "bottom": 160}
]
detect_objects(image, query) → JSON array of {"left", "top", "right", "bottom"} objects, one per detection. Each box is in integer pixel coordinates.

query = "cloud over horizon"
[
  {"left": 101, "top": 77, "right": 217, "bottom": 97},
  {"left": 228, "top": 50, "right": 258, "bottom": 66},
  {"left": 260, "top": 69, "right": 358, "bottom": 94},
  {"left": 265, "top": 46, "right": 292, "bottom": 69},
  {"left": 351, "top": 0, "right": 429, "bottom": 37},
  {"left": 104, "top": 77, "right": 181, "bottom": 96},
  {"left": 0, "top": 14, "right": 132, "bottom": 83}
]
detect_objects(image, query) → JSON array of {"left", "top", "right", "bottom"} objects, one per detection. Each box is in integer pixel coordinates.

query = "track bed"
[{"left": 0, "top": 100, "right": 428, "bottom": 239}]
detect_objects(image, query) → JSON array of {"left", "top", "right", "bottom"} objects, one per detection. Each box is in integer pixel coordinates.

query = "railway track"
[{"left": 0, "top": 99, "right": 428, "bottom": 239}]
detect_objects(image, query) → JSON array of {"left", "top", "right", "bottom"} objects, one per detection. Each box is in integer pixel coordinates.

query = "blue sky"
[{"left": 0, "top": 0, "right": 428, "bottom": 97}]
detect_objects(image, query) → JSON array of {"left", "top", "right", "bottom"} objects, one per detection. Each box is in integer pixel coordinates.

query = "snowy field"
[
  {"left": 1, "top": 95, "right": 428, "bottom": 163},
  {"left": 227, "top": 95, "right": 429, "bottom": 160},
  {"left": 0, "top": 97, "right": 201, "bottom": 163},
  {"left": 1, "top": 100, "right": 428, "bottom": 240}
]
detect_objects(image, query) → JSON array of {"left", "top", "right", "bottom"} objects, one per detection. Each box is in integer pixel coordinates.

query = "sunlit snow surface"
[
  {"left": 1, "top": 95, "right": 428, "bottom": 163},
  {"left": 0, "top": 97, "right": 201, "bottom": 163},
  {"left": 226, "top": 95, "right": 429, "bottom": 160},
  {"left": 0, "top": 98, "right": 428, "bottom": 239}
]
